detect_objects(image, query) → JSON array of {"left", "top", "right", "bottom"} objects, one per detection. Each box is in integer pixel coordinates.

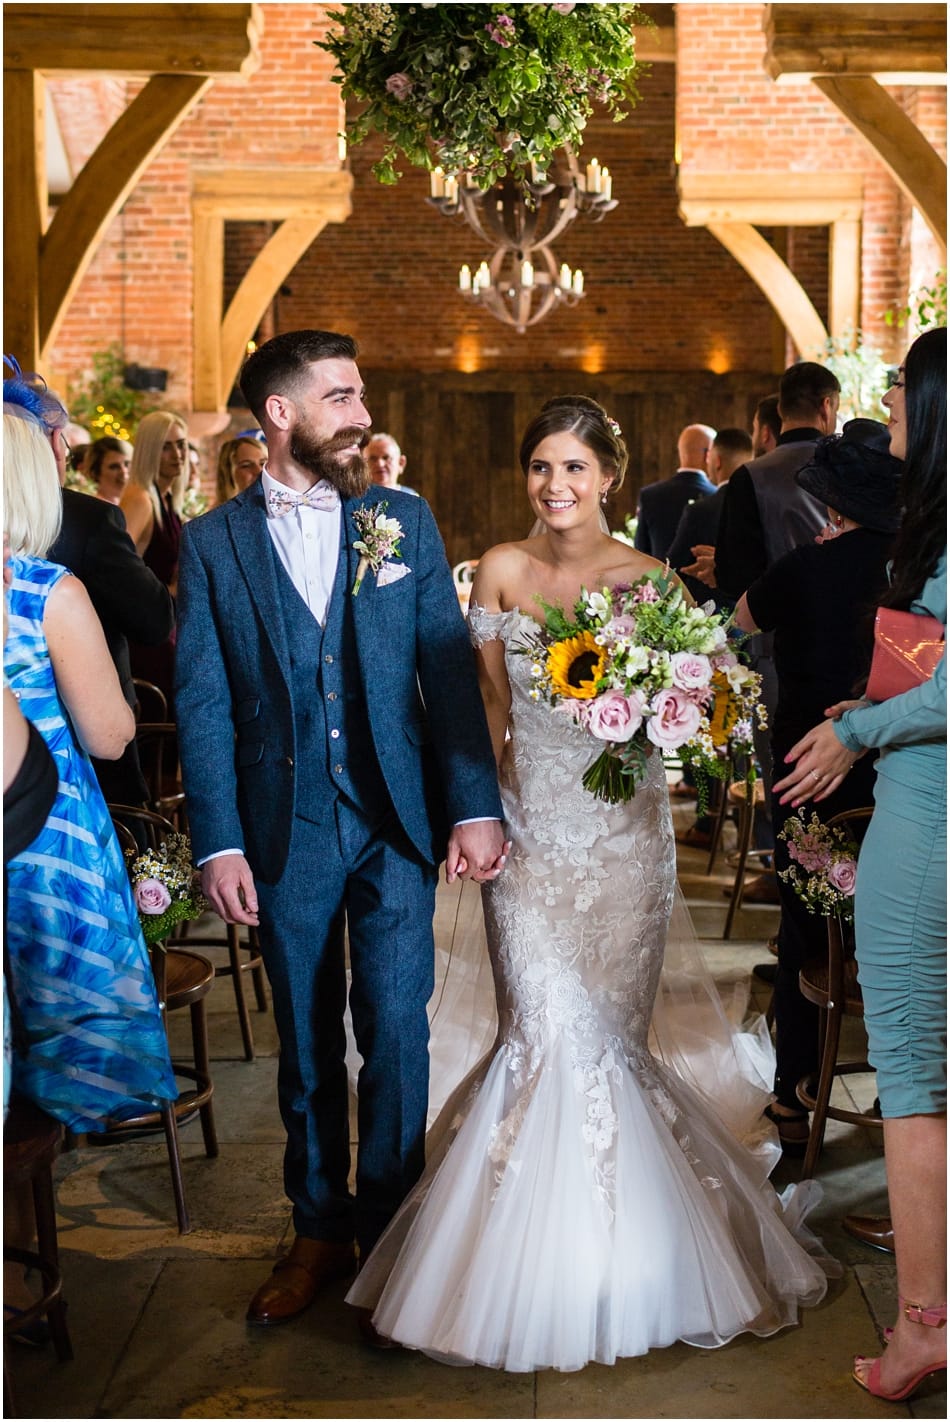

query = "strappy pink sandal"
[{"left": 853, "top": 1298, "right": 947, "bottom": 1401}]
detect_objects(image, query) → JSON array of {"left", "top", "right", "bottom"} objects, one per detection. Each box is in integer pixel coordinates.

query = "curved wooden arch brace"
[
  {"left": 191, "top": 170, "right": 352, "bottom": 411},
  {"left": 706, "top": 221, "right": 828, "bottom": 357},
  {"left": 812, "top": 75, "right": 947, "bottom": 251},
  {"left": 39, "top": 74, "right": 211, "bottom": 357}
]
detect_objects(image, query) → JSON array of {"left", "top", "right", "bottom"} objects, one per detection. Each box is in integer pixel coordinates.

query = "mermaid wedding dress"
[{"left": 347, "top": 606, "right": 830, "bottom": 1372}]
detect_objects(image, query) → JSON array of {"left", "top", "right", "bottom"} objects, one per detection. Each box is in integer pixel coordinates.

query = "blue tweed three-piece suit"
[{"left": 175, "top": 480, "right": 502, "bottom": 1253}]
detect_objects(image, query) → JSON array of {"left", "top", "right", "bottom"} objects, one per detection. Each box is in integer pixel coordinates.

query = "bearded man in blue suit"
[{"left": 175, "top": 331, "right": 505, "bottom": 1329}]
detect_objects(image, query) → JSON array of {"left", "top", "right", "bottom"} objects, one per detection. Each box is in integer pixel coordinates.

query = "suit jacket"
[
  {"left": 666, "top": 484, "right": 733, "bottom": 610},
  {"left": 174, "top": 480, "right": 503, "bottom": 883},
  {"left": 49, "top": 488, "right": 175, "bottom": 802},
  {"left": 634, "top": 468, "right": 717, "bottom": 560}
]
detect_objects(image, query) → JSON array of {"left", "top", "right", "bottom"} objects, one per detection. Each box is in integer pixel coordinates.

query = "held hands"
[
  {"left": 680, "top": 544, "right": 717, "bottom": 588},
  {"left": 201, "top": 853, "right": 260, "bottom": 926},
  {"left": 772, "top": 704, "right": 866, "bottom": 807},
  {"left": 446, "top": 821, "right": 511, "bottom": 884}
]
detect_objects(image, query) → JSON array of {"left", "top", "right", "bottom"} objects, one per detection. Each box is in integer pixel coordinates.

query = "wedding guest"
[
  {"left": 364, "top": 432, "right": 418, "bottom": 494},
  {"left": 775, "top": 326, "right": 946, "bottom": 1402},
  {"left": 87, "top": 436, "right": 132, "bottom": 506},
  {"left": 120, "top": 410, "right": 188, "bottom": 704},
  {"left": 634, "top": 422, "right": 716, "bottom": 560},
  {"left": 215, "top": 434, "right": 268, "bottom": 505},
  {"left": 3, "top": 389, "right": 176, "bottom": 1131},
  {"left": 668, "top": 426, "right": 754, "bottom": 611},
  {"left": 735, "top": 420, "right": 901, "bottom": 1151}
]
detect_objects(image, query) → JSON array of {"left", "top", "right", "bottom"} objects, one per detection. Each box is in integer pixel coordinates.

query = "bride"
[{"left": 347, "top": 396, "right": 830, "bottom": 1372}]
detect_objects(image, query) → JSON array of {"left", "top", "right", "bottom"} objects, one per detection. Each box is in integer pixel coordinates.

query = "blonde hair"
[
  {"left": 129, "top": 409, "right": 189, "bottom": 518},
  {"left": 216, "top": 436, "right": 267, "bottom": 505},
  {"left": 3, "top": 410, "right": 63, "bottom": 557}
]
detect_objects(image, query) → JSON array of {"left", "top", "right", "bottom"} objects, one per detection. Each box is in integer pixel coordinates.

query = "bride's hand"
[{"left": 446, "top": 822, "right": 510, "bottom": 883}]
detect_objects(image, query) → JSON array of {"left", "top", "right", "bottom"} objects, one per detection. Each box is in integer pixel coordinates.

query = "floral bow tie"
[{"left": 265, "top": 482, "right": 340, "bottom": 518}]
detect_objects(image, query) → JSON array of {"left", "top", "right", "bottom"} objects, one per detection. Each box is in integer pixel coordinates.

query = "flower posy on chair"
[
  {"left": 777, "top": 813, "right": 860, "bottom": 920},
  {"left": 127, "top": 833, "right": 206, "bottom": 944},
  {"left": 519, "top": 568, "right": 764, "bottom": 804}
]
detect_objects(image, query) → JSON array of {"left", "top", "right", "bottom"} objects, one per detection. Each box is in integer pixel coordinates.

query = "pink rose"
[
  {"left": 646, "top": 688, "right": 703, "bottom": 750},
  {"left": 135, "top": 878, "right": 172, "bottom": 915},
  {"left": 385, "top": 72, "right": 414, "bottom": 100},
  {"left": 827, "top": 859, "right": 857, "bottom": 895},
  {"left": 670, "top": 651, "right": 712, "bottom": 690},
  {"left": 584, "top": 690, "right": 646, "bottom": 743}
]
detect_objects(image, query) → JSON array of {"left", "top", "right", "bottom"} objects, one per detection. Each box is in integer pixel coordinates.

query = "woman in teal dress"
[
  {"left": 3, "top": 380, "right": 177, "bottom": 1132},
  {"left": 776, "top": 326, "right": 946, "bottom": 1403}
]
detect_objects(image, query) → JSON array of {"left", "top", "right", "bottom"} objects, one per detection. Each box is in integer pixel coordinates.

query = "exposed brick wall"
[{"left": 44, "top": 4, "right": 945, "bottom": 411}]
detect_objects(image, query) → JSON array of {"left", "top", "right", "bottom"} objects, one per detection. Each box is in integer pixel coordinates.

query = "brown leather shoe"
[
  {"left": 355, "top": 1306, "right": 403, "bottom": 1350},
  {"left": 842, "top": 1214, "right": 895, "bottom": 1255},
  {"left": 247, "top": 1237, "right": 357, "bottom": 1325}
]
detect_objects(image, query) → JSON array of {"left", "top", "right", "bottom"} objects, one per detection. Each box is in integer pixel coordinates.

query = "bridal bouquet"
[
  {"left": 126, "top": 833, "right": 207, "bottom": 945},
  {"left": 522, "top": 569, "right": 763, "bottom": 804},
  {"left": 777, "top": 812, "right": 859, "bottom": 921}
]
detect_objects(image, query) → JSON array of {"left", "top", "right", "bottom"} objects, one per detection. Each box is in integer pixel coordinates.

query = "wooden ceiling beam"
[
  {"left": 763, "top": 3, "right": 947, "bottom": 80},
  {"left": 706, "top": 221, "right": 828, "bottom": 357},
  {"left": 813, "top": 75, "right": 946, "bottom": 249},
  {"left": 678, "top": 171, "right": 864, "bottom": 227},
  {"left": 4, "top": 3, "right": 262, "bottom": 78}
]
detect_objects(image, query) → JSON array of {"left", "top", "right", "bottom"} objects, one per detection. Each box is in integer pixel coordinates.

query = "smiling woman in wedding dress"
[{"left": 348, "top": 395, "right": 831, "bottom": 1373}]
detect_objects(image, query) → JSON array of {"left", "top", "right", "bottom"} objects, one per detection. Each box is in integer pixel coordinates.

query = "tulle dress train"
[{"left": 348, "top": 607, "right": 831, "bottom": 1372}]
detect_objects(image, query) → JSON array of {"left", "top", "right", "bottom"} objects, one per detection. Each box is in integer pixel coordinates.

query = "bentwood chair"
[
  {"left": 131, "top": 677, "right": 168, "bottom": 724},
  {"left": 721, "top": 777, "right": 771, "bottom": 939},
  {"left": 105, "top": 806, "right": 218, "bottom": 1233},
  {"left": 795, "top": 806, "right": 881, "bottom": 1179},
  {"left": 4, "top": 1097, "right": 73, "bottom": 1416}
]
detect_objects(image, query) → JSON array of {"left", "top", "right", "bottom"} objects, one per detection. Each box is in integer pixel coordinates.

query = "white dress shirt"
[{"left": 262, "top": 467, "right": 340, "bottom": 626}]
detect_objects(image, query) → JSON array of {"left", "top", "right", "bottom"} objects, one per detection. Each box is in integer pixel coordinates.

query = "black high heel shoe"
[{"left": 763, "top": 1103, "right": 810, "bottom": 1156}]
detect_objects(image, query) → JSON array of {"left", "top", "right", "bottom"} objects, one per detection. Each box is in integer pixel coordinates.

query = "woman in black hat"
[{"left": 733, "top": 418, "right": 902, "bottom": 1154}]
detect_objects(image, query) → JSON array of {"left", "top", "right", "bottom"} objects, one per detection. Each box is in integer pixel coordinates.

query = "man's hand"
[
  {"left": 680, "top": 543, "right": 717, "bottom": 588},
  {"left": 201, "top": 853, "right": 260, "bottom": 925},
  {"left": 446, "top": 821, "right": 510, "bottom": 884}
]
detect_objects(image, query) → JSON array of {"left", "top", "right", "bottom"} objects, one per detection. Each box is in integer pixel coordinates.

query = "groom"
[{"left": 175, "top": 330, "right": 505, "bottom": 1325}]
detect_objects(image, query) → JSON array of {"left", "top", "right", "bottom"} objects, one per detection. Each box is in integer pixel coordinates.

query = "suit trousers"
[{"left": 255, "top": 799, "right": 438, "bottom": 1256}]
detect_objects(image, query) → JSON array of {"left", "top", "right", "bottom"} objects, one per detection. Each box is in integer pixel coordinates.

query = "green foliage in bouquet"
[
  {"left": 126, "top": 833, "right": 207, "bottom": 946},
  {"left": 317, "top": 2, "right": 645, "bottom": 186}
]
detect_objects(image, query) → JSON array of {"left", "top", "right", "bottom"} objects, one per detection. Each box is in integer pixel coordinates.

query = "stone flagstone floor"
[{"left": 6, "top": 797, "right": 945, "bottom": 1420}]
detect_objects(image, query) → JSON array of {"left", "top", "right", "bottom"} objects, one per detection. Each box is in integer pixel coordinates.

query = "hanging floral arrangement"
[{"left": 317, "top": 2, "right": 645, "bottom": 186}]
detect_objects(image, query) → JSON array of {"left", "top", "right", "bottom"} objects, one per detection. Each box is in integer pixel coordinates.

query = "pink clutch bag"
[{"left": 865, "top": 606, "right": 945, "bottom": 701}]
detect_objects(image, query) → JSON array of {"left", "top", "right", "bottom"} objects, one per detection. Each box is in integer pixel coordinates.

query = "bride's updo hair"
[{"left": 519, "top": 395, "right": 628, "bottom": 494}]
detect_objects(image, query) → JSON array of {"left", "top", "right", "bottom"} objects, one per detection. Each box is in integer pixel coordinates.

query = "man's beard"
[{"left": 290, "top": 422, "right": 370, "bottom": 498}]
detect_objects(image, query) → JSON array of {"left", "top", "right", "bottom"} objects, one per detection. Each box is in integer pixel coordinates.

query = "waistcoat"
[{"left": 270, "top": 523, "right": 388, "bottom": 823}]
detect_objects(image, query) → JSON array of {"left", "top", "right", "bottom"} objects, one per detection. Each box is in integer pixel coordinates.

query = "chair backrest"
[
  {"left": 132, "top": 679, "right": 169, "bottom": 724},
  {"left": 135, "top": 722, "right": 186, "bottom": 827}
]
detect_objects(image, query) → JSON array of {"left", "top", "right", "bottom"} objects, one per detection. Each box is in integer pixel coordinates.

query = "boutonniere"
[{"left": 352, "top": 501, "right": 407, "bottom": 596}]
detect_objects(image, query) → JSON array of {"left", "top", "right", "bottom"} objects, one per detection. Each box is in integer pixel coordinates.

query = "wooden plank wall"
[{"left": 360, "top": 368, "right": 778, "bottom": 566}]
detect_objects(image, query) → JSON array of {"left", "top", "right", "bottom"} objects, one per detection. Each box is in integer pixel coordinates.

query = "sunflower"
[
  {"left": 708, "top": 670, "right": 740, "bottom": 747},
  {"left": 547, "top": 632, "right": 607, "bottom": 699}
]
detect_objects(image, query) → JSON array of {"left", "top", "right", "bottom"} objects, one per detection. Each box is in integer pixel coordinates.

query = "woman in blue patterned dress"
[{"left": 3, "top": 380, "right": 177, "bottom": 1131}]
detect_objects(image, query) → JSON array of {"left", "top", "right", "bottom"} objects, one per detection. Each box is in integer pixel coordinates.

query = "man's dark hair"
[
  {"left": 778, "top": 362, "right": 840, "bottom": 424},
  {"left": 712, "top": 426, "right": 754, "bottom": 462},
  {"left": 239, "top": 330, "right": 358, "bottom": 424},
  {"left": 753, "top": 393, "right": 781, "bottom": 443}
]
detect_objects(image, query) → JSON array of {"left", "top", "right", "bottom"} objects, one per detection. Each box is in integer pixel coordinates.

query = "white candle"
[
  {"left": 602, "top": 168, "right": 612, "bottom": 202},
  {"left": 430, "top": 166, "right": 444, "bottom": 198},
  {"left": 459, "top": 264, "right": 472, "bottom": 292},
  {"left": 573, "top": 269, "right": 585, "bottom": 294},
  {"left": 587, "top": 158, "right": 601, "bottom": 193},
  {"left": 475, "top": 262, "right": 490, "bottom": 293},
  {"left": 444, "top": 175, "right": 458, "bottom": 204},
  {"left": 521, "top": 259, "right": 534, "bottom": 288},
  {"left": 559, "top": 263, "right": 572, "bottom": 290}
]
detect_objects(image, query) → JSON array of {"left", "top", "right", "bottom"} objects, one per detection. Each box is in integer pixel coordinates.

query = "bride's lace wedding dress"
[{"left": 347, "top": 607, "right": 830, "bottom": 1372}]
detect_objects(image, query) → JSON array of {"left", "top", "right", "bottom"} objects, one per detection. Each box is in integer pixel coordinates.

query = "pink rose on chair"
[
  {"left": 135, "top": 878, "right": 172, "bottom": 915},
  {"left": 584, "top": 690, "right": 646, "bottom": 742},
  {"left": 669, "top": 651, "right": 712, "bottom": 690},
  {"left": 646, "top": 688, "right": 703, "bottom": 750},
  {"left": 827, "top": 859, "right": 857, "bottom": 895}
]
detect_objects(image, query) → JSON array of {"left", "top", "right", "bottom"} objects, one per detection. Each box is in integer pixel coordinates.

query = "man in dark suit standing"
[
  {"left": 634, "top": 423, "right": 716, "bottom": 560},
  {"left": 667, "top": 426, "right": 754, "bottom": 609},
  {"left": 175, "top": 331, "right": 505, "bottom": 1331}
]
